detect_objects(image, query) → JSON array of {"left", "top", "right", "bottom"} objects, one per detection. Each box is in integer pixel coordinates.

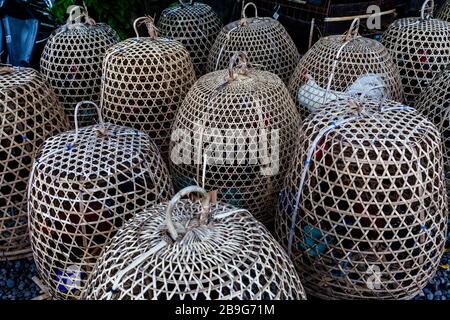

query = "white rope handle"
[
  {"left": 421, "top": 0, "right": 434, "bottom": 19},
  {"left": 165, "top": 186, "right": 211, "bottom": 241},
  {"left": 344, "top": 18, "right": 360, "bottom": 41},
  {"left": 74, "top": 101, "right": 103, "bottom": 140},
  {"left": 179, "top": 0, "right": 194, "bottom": 5},
  {"left": 133, "top": 16, "right": 158, "bottom": 39},
  {"left": 242, "top": 2, "right": 258, "bottom": 19}
]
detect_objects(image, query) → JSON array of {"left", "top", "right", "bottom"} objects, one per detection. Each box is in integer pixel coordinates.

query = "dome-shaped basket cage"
[
  {"left": 382, "top": 0, "right": 450, "bottom": 106},
  {"left": 82, "top": 186, "right": 307, "bottom": 300},
  {"left": 289, "top": 18, "right": 404, "bottom": 118},
  {"left": 101, "top": 17, "right": 196, "bottom": 161},
  {"left": 0, "top": 66, "right": 69, "bottom": 261},
  {"left": 437, "top": 1, "right": 450, "bottom": 22},
  {"left": 206, "top": 2, "right": 300, "bottom": 84},
  {"left": 169, "top": 53, "right": 301, "bottom": 227},
  {"left": 157, "top": 0, "right": 222, "bottom": 76},
  {"left": 416, "top": 69, "right": 450, "bottom": 209},
  {"left": 276, "top": 97, "right": 448, "bottom": 299},
  {"left": 40, "top": 5, "right": 120, "bottom": 128},
  {"left": 28, "top": 102, "right": 174, "bottom": 299}
]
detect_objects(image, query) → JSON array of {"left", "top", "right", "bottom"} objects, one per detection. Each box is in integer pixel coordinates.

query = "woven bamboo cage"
[
  {"left": 276, "top": 97, "right": 447, "bottom": 299},
  {"left": 101, "top": 17, "right": 196, "bottom": 161},
  {"left": 416, "top": 69, "right": 450, "bottom": 207},
  {"left": 40, "top": 5, "right": 120, "bottom": 127},
  {"left": 157, "top": 0, "right": 222, "bottom": 76},
  {"left": 0, "top": 66, "right": 69, "bottom": 261},
  {"left": 382, "top": 0, "right": 450, "bottom": 106},
  {"left": 288, "top": 18, "right": 403, "bottom": 118},
  {"left": 169, "top": 53, "right": 301, "bottom": 227},
  {"left": 82, "top": 186, "right": 306, "bottom": 300},
  {"left": 28, "top": 102, "right": 174, "bottom": 299},
  {"left": 205, "top": 2, "right": 300, "bottom": 84},
  {"left": 437, "top": 1, "right": 450, "bottom": 22}
]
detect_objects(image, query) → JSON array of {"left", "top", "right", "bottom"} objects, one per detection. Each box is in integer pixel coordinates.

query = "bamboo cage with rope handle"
[
  {"left": 0, "top": 66, "right": 69, "bottom": 261},
  {"left": 28, "top": 101, "right": 173, "bottom": 299},
  {"left": 169, "top": 52, "right": 301, "bottom": 227},
  {"left": 82, "top": 186, "right": 307, "bottom": 300},
  {"left": 100, "top": 16, "right": 196, "bottom": 162},
  {"left": 157, "top": 0, "right": 222, "bottom": 76},
  {"left": 206, "top": 2, "right": 300, "bottom": 85},
  {"left": 40, "top": 4, "right": 120, "bottom": 128},
  {"left": 276, "top": 92, "right": 447, "bottom": 299},
  {"left": 382, "top": 0, "right": 450, "bottom": 106}
]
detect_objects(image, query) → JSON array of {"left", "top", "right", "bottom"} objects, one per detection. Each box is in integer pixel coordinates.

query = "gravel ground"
[{"left": 1, "top": 231, "right": 448, "bottom": 300}]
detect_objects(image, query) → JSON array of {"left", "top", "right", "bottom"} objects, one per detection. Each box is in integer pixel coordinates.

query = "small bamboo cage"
[
  {"left": 0, "top": 66, "right": 69, "bottom": 261},
  {"left": 289, "top": 18, "right": 403, "bottom": 118},
  {"left": 416, "top": 70, "right": 450, "bottom": 207},
  {"left": 276, "top": 97, "right": 447, "bottom": 299},
  {"left": 437, "top": 1, "right": 450, "bottom": 22},
  {"left": 101, "top": 17, "right": 196, "bottom": 160},
  {"left": 82, "top": 186, "right": 307, "bottom": 300},
  {"left": 28, "top": 102, "right": 174, "bottom": 300},
  {"left": 40, "top": 5, "right": 120, "bottom": 127},
  {"left": 382, "top": 0, "right": 450, "bottom": 106},
  {"left": 206, "top": 2, "right": 300, "bottom": 84},
  {"left": 169, "top": 53, "right": 301, "bottom": 226},
  {"left": 157, "top": 0, "right": 222, "bottom": 76}
]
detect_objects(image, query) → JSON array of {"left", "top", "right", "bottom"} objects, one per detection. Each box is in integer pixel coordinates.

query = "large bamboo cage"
[
  {"left": 437, "top": 1, "right": 450, "bottom": 22},
  {"left": 169, "top": 53, "right": 301, "bottom": 227},
  {"left": 205, "top": 2, "right": 300, "bottom": 84},
  {"left": 101, "top": 17, "right": 196, "bottom": 161},
  {"left": 382, "top": 0, "right": 450, "bottom": 106},
  {"left": 82, "top": 186, "right": 307, "bottom": 300},
  {"left": 288, "top": 18, "right": 403, "bottom": 118},
  {"left": 416, "top": 69, "right": 450, "bottom": 208},
  {"left": 40, "top": 5, "right": 120, "bottom": 127},
  {"left": 28, "top": 102, "right": 174, "bottom": 300},
  {"left": 0, "top": 66, "right": 69, "bottom": 261},
  {"left": 276, "top": 97, "right": 447, "bottom": 299},
  {"left": 157, "top": 0, "right": 222, "bottom": 76}
]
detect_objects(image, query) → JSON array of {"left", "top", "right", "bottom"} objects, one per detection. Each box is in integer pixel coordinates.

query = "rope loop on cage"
[
  {"left": 227, "top": 51, "right": 250, "bottom": 81},
  {"left": 343, "top": 18, "right": 360, "bottom": 42},
  {"left": 73, "top": 101, "right": 105, "bottom": 143},
  {"left": 165, "top": 186, "right": 212, "bottom": 241},
  {"left": 421, "top": 0, "right": 435, "bottom": 20},
  {"left": 240, "top": 2, "right": 259, "bottom": 26},
  {"left": 179, "top": 0, "right": 194, "bottom": 6},
  {"left": 133, "top": 16, "right": 159, "bottom": 39}
]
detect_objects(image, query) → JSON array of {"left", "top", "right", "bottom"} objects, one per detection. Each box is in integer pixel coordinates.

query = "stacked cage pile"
[
  {"left": 276, "top": 97, "right": 447, "bottom": 299},
  {"left": 382, "top": 0, "right": 450, "bottom": 106},
  {"left": 83, "top": 186, "right": 307, "bottom": 300},
  {"left": 157, "top": 0, "right": 222, "bottom": 76},
  {"left": 170, "top": 52, "right": 300, "bottom": 227},
  {"left": 28, "top": 102, "right": 173, "bottom": 299},
  {"left": 101, "top": 17, "right": 196, "bottom": 161},
  {"left": 289, "top": 18, "right": 403, "bottom": 118},
  {"left": 0, "top": 66, "right": 69, "bottom": 261},
  {"left": 206, "top": 2, "right": 299, "bottom": 84},
  {"left": 40, "top": 5, "right": 119, "bottom": 127}
]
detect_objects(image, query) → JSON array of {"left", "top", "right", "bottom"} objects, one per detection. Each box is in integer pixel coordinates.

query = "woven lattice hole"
[
  {"left": 29, "top": 123, "right": 174, "bottom": 299},
  {"left": 276, "top": 98, "right": 447, "bottom": 300},
  {"left": 157, "top": 2, "right": 222, "bottom": 76},
  {"left": 0, "top": 67, "right": 69, "bottom": 261}
]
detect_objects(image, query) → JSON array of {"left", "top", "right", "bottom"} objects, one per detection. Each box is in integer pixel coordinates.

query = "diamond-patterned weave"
[
  {"left": 83, "top": 187, "right": 306, "bottom": 300},
  {"left": 0, "top": 67, "right": 69, "bottom": 261},
  {"left": 382, "top": 1, "right": 450, "bottom": 106},
  {"left": 169, "top": 56, "right": 301, "bottom": 226},
  {"left": 276, "top": 97, "right": 447, "bottom": 299},
  {"left": 28, "top": 120, "right": 174, "bottom": 300},
  {"left": 416, "top": 70, "right": 450, "bottom": 207},
  {"left": 101, "top": 18, "right": 196, "bottom": 161},
  {"left": 40, "top": 12, "right": 119, "bottom": 127},
  {"left": 206, "top": 2, "right": 299, "bottom": 84},
  {"left": 157, "top": 1, "right": 222, "bottom": 76}
]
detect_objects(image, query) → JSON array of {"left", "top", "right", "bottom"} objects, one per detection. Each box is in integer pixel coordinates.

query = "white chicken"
[{"left": 297, "top": 71, "right": 386, "bottom": 113}]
